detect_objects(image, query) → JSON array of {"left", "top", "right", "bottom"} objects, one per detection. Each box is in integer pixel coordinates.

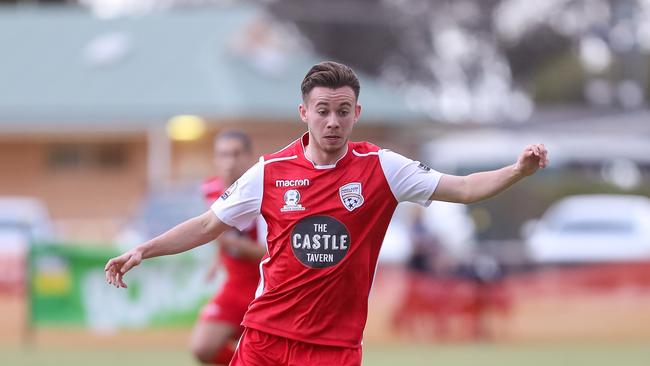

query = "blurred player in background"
[
  {"left": 191, "top": 131, "right": 266, "bottom": 365},
  {"left": 106, "top": 61, "right": 548, "bottom": 366}
]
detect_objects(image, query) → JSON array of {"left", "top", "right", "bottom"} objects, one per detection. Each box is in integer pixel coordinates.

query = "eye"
[
  {"left": 317, "top": 110, "right": 327, "bottom": 116},
  {"left": 339, "top": 110, "right": 349, "bottom": 117}
]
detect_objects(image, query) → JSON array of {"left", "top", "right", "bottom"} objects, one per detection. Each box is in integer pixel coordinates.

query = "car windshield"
[{"left": 556, "top": 220, "right": 635, "bottom": 234}]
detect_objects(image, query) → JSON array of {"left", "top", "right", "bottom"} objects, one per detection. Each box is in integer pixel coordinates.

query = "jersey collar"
[{"left": 299, "top": 132, "right": 351, "bottom": 170}]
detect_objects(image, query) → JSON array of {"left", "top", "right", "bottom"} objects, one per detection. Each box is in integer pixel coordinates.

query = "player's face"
[
  {"left": 214, "top": 137, "right": 251, "bottom": 185},
  {"left": 299, "top": 86, "right": 361, "bottom": 160}
]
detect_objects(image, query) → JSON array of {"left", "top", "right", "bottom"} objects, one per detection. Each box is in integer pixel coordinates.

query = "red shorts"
[
  {"left": 199, "top": 289, "right": 251, "bottom": 333},
  {"left": 230, "top": 327, "right": 362, "bottom": 366}
]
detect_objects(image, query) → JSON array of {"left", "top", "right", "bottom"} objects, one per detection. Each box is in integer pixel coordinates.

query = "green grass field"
[{"left": 3, "top": 343, "right": 650, "bottom": 366}]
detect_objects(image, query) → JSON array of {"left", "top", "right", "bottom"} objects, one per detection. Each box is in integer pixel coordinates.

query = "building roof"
[{"left": 0, "top": 5, "right": 426, "bottom": 132}]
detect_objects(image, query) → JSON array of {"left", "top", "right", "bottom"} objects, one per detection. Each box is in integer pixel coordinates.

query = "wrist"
[
  {"left": 136, "top": 242, "right": 151, "bottom": 259},
  {"left": 511, "top": 163, "right": 526, "bottom": 179}
]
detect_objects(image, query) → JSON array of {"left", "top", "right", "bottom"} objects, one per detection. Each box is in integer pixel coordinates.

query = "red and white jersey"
[{"left": 211, "top": 133, "right": 442, "bottom": 348}]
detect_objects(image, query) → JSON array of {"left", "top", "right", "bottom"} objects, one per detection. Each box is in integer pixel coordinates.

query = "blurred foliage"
[
  {"left": 501, "top": 25, "right": 573, "bottom": 82},
  {"left": 269, "top": 0, "right": 650, "bottom": 112},
  {"left": 530, "top": 51, "right": 586, "bottom": 104}
]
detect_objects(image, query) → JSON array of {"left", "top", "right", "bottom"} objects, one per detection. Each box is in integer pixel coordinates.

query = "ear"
[
  {"left": 299, "top": 103, "right": 308, "bottom": 124},
  {"left": 354, "top": 103, "right": 362, "bottom": 123}
]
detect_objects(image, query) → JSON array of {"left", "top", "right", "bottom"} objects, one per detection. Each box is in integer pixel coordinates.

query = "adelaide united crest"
[{"left": 339, "top": 182, "right": 364, "bottom": 212}]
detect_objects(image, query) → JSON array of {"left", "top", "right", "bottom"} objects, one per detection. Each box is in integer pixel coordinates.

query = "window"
[{"left": 47, "top": 143, "right": 128, "bottom": 170}]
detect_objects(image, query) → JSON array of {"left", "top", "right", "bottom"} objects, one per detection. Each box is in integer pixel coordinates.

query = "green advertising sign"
[{"left": 29, "top": 243, "right": 219, "bottom": 330}]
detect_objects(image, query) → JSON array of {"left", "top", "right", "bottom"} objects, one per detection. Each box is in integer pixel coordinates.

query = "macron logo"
[{"left": 275, "top": 179, "right": 310, "bottom": 188}]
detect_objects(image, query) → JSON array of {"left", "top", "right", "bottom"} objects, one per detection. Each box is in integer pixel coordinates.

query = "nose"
[
  {"left": 326, "top": 114, "right": 340, "bottom": 129},
  {"left": 218, "top": 153, "right": 236, "bottom": 170}
]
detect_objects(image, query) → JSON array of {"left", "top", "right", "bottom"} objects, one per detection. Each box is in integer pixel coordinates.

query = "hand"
[
  {"left": 514, "top": 143, "right": 549, "bottom": 177},
  {"left": 104, "top": 248, "right": 143, "bottom": 288}
]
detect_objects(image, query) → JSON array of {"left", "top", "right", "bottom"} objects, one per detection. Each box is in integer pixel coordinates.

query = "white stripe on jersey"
[
  {"left": 314, "top": 164, "right": 336, "bottom": 169},
  {"left": 352, "top": 149, "right": 379, "bottom": 157},
  {"left": 254, "top": 257, "right": 271, "bottom": 299},
  {"left": 264, "top": 155, "right": 297, "bottom": 165},
  {"left": 256, "top": 216, "right": 269, "bottom": 249}
]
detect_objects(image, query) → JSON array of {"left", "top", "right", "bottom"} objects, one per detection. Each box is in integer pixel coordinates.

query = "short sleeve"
[
  {"left": 211, "top": 160, "right": 264, "bottom": 231},
  {"left": 378, "top": 149, "right": 443, "bottom": 206}
]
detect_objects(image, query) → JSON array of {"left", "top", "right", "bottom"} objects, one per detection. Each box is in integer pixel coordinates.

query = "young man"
[
  {"left": 191, "top": 131, "right": 266, "bottom": 365},
  {"left": 105, "top": 61, "right": 548, "bottom": 365}
]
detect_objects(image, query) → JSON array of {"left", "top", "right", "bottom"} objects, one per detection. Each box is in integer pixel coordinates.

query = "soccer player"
[
  {"left": 191, "top": 131, "right": 266, "bottom": 365},
  {"left": 105, "top": 61, "right": 548, "bottom": 366}
]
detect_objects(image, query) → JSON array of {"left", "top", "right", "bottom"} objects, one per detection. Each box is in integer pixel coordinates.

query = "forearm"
[
  {"left": 107, "top": 211, "right": 230, "bottom": 288},
  {"left": 461, "top": 164, "right": 523, "bottom": 203},
  {"left": 430, "top": 143, "right": 547, "bottom": 205},
  {"left": 139, "top": 211, "right": 226, "bottom": 259}
]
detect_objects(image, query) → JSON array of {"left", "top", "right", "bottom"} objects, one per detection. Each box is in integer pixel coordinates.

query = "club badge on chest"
[{"left": 339, "top": 182, "right": 364, "bottom": 212}]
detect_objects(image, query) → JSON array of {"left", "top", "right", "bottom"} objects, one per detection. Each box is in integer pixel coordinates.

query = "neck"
[{"left": 304, "top": 136, "right": 347, "bottom": 166}]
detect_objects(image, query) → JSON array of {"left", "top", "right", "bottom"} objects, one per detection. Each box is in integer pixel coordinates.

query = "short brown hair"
[
  {"left": 215, "top": 130, "right": 252, "bottom": 153},
  {"left": 301, "top": 61, "right": 360, "bottom": 101}
]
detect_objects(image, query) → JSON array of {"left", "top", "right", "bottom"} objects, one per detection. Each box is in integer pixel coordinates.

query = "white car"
[
  {"left": 379, "top": 201, "right": 476, "bottom": 263},
  {"left": 524, "top": 194, "right": 650, "bottom": 263},
  {"left": 0, "top": 195, "right": 54, "bottom": 246},
  {"left": 0, "top": 196, "right": 54, "bottom": 291}
]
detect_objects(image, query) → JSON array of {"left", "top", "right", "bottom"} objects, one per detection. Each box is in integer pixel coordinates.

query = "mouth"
[{"left": 323, "top": 135, "right": 340, "bottom": 141}]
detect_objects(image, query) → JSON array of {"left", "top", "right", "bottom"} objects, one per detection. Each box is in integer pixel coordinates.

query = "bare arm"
[
  {"left": 432, "top": 144, "right": 549, "bottom": 204},
  {"left": 105, "top": 210, "right": 231, "bottom": 288}
]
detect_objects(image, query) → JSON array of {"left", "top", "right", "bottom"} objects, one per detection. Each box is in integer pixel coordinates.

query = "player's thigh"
[
  {"left": 289, "top": 342, "right": 362, "bottom": 366},
  {"left": 230, "top": 328, "right": 289, "bottom": 366},
  {"left": 191, "top": 320, "right": 238, "bottom": 354}
]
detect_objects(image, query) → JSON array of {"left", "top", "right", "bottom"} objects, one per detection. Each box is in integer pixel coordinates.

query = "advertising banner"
[{"left": 29, "top": 243, "right": 218, "bottom": 330}]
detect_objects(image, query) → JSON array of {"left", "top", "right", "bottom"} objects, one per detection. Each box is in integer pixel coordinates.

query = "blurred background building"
[
  {"left": 0, "top": 2, "right": 428, "bottom": 242},
  {"left": 1, "top": 0, "right": 650, "bottom": 364}
]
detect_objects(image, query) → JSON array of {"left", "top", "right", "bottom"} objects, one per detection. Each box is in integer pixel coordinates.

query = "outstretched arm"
[
  {"left": 105, "top": 210, "right": 230, "bottom": 288},
  {"left": 431, "top": 143, "right": 549, "bottom": 204}
]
